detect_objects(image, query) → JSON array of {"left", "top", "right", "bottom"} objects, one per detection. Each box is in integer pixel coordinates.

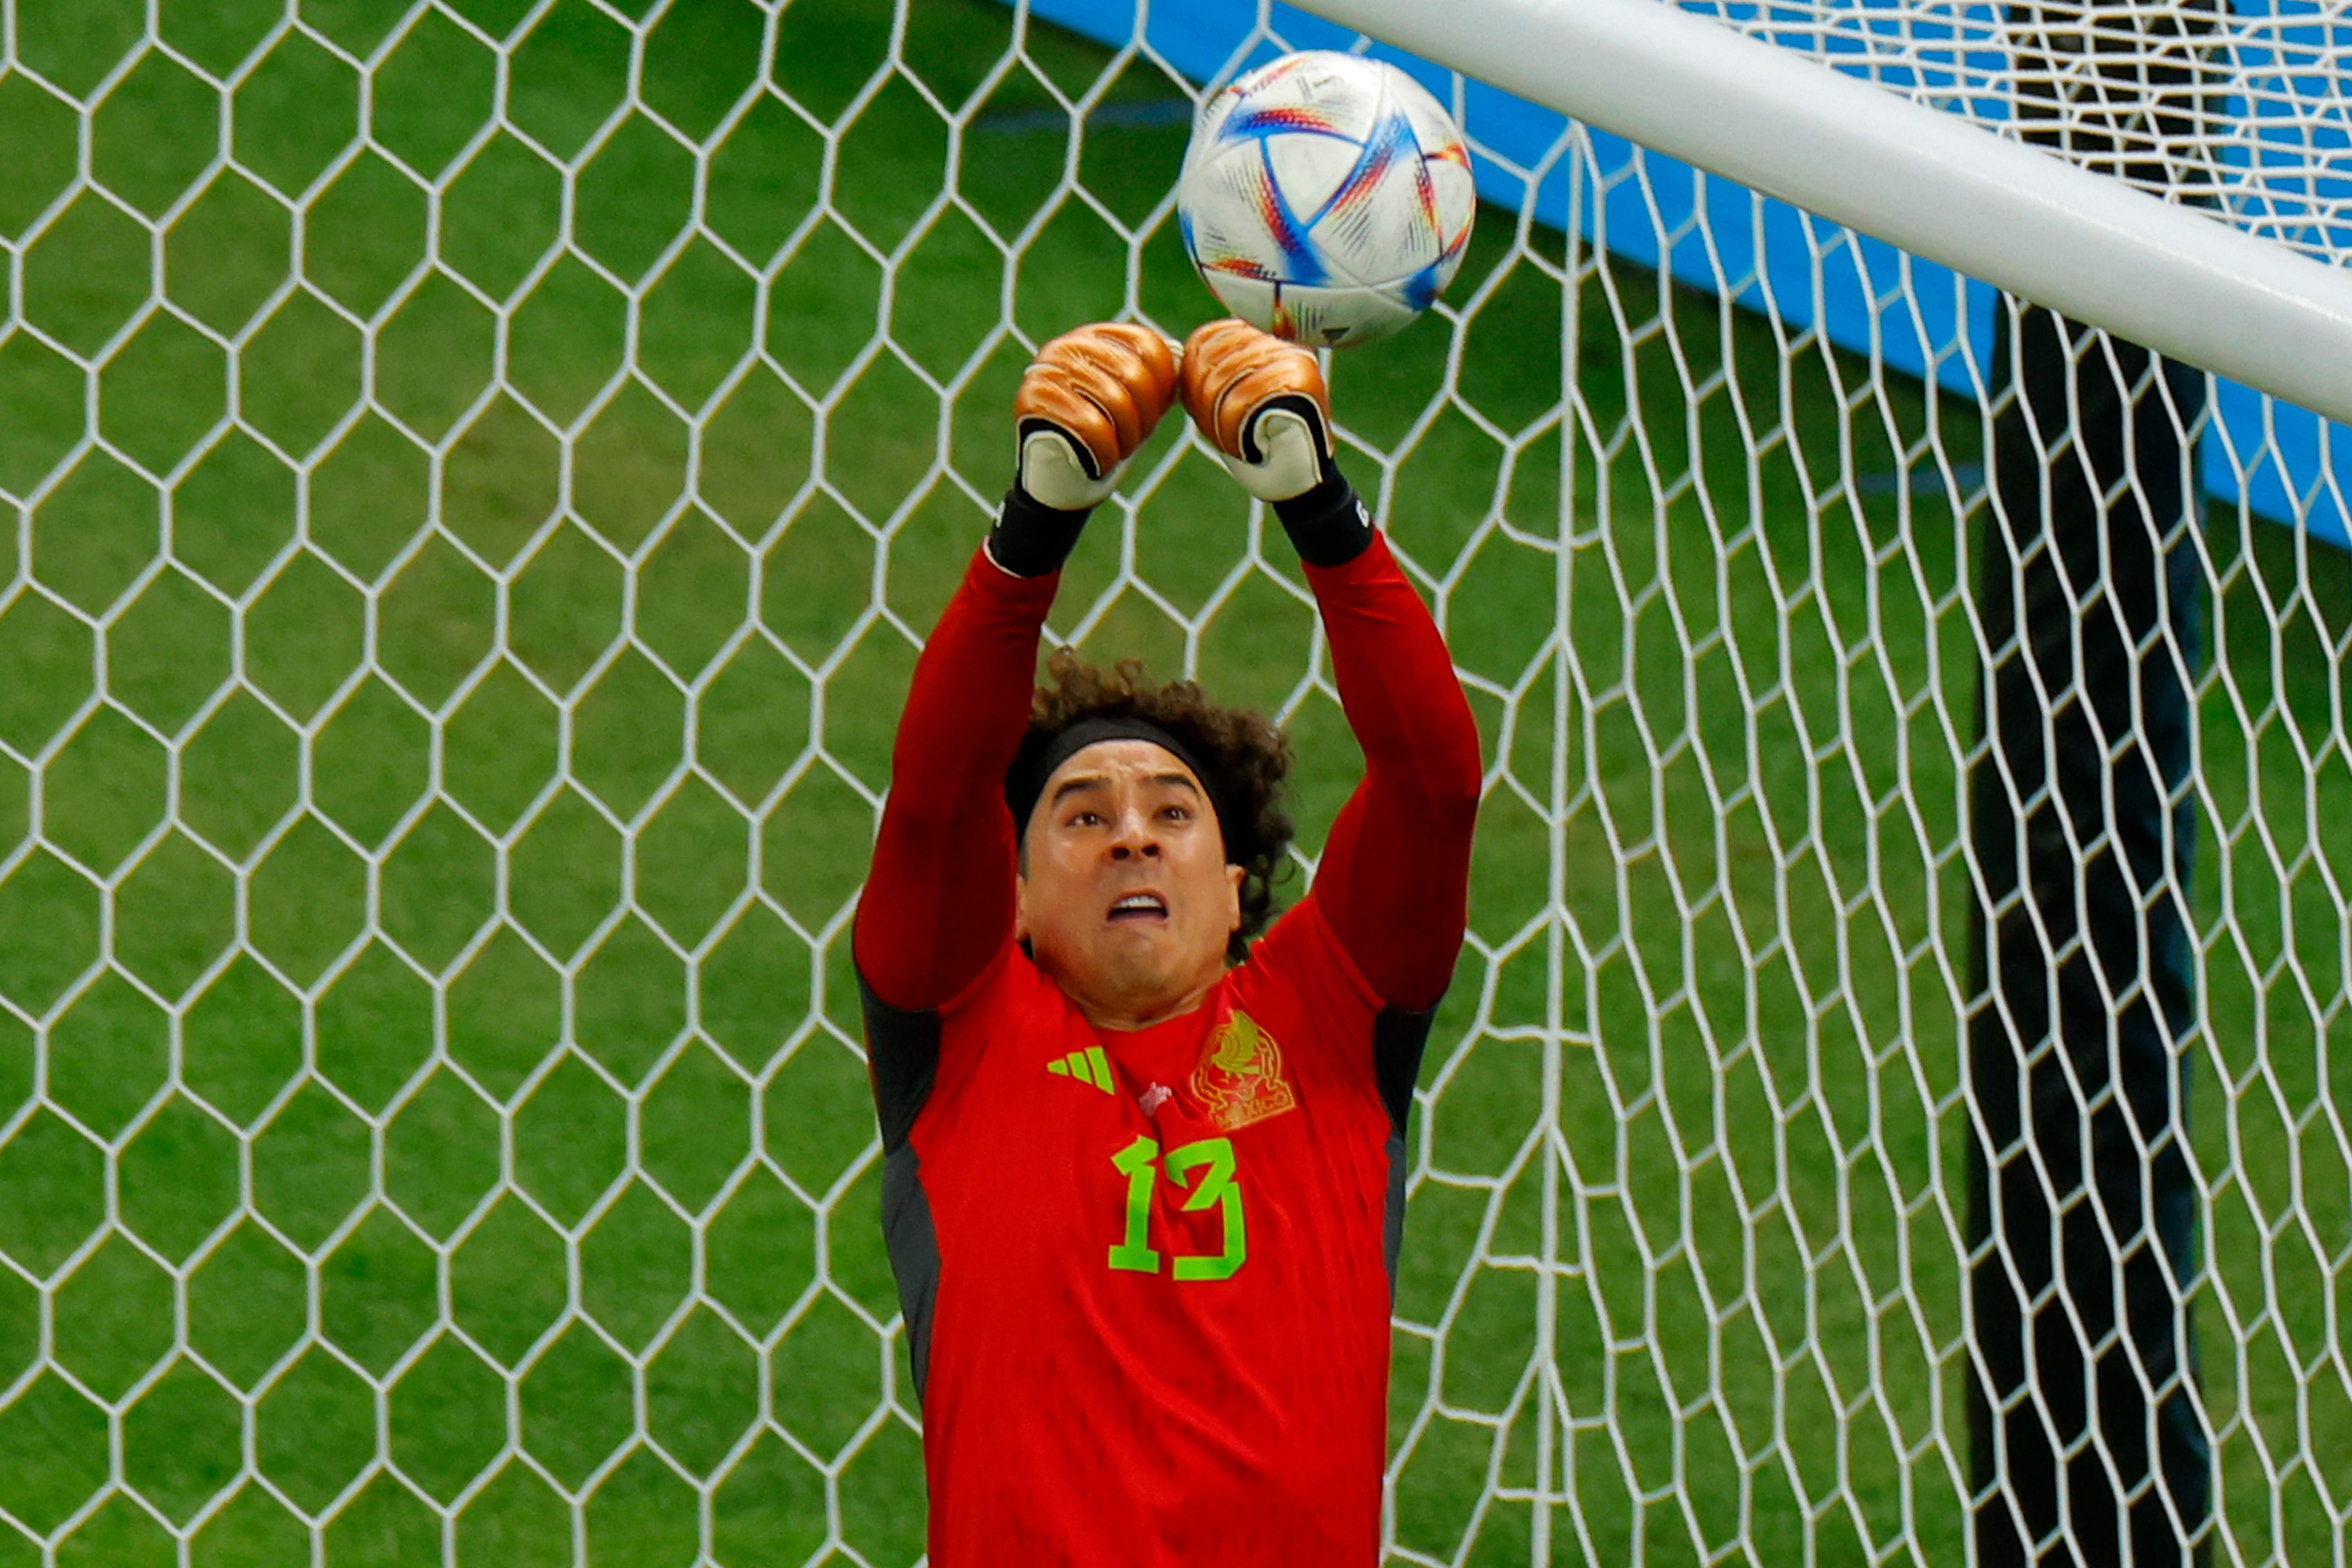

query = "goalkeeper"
[{"left": 855, "top": 318, "right": 1482, "bottom": 1564}]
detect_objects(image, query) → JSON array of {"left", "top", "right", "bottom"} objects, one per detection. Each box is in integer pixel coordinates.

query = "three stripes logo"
[{"left": 1045, "top": 1045, "right": 1115, "bottom": 1095}]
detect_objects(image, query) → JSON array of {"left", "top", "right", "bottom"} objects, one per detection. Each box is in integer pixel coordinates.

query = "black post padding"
[{"left": 1966, "top": 305, "right": 2210, "bottom": 1567}]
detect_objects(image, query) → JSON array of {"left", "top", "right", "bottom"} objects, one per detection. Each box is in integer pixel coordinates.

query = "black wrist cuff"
[
  {"left": 986, "top": 484, "right": 1090, "bottom": 577},
  {"left": 1273, "top": 470, "right": 1373, "bottom": 567}
]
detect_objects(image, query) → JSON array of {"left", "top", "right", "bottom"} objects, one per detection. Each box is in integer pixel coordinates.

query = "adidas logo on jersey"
[{"left": 1045, "top": 1045, "right": 1114, "bottom": 1094}]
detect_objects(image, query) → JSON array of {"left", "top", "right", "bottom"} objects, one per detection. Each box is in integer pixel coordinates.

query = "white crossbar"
[{"left": 1297, "top": 0, "right": 2352, "bottom": 423}]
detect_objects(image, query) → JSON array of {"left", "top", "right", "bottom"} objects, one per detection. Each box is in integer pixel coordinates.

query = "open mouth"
[{"left": 1107, "top": 891, "right": 1169, "bottom": 924}]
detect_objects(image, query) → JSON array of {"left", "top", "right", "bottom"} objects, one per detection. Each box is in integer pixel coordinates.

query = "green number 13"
[{"left": 1105, "top": 1135, "right": 1247, "bottom": 1281}]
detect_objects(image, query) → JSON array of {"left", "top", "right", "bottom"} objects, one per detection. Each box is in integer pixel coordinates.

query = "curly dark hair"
[{"left": 1008, "top": 649, "right": 1295, "bottom": 963}]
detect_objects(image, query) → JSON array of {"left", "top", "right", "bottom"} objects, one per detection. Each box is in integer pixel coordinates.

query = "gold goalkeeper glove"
[
  {"left": 1180, "top": 318, "right": 1371, "bottom": 566},
  {"left": 989, "top": 323, "right": 1180, "bottom": 578},
  {"left": 1013, "top": 323, "right": 1181, "bottom": 512}
]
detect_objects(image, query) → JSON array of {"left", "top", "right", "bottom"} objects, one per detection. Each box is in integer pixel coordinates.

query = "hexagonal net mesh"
[{"left": 0, "top": 0, "right": 2344, "bottom": 1564}]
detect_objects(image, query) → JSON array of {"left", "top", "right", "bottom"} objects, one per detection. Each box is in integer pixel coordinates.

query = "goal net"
[{"left": 0, "top": 0, "right": 2342, "bottom": 1564}]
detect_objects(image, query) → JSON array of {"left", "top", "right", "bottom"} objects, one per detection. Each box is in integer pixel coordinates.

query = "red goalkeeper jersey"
[{"left": 854, "top": 532, "right": 1480, "bottom": 1566}]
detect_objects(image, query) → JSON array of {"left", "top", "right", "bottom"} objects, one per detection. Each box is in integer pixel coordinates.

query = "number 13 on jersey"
[{"left": 1107, "top": 1135, "right": 1246, "bottom": 1280}]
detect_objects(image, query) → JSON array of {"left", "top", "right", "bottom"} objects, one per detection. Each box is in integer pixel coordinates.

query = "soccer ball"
[{"left": 1176, "top": 51, "right": 1476, "bottom": 348}]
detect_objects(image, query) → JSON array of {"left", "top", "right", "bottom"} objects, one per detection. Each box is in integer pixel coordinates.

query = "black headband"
[{"left": 1005, "top": 716, "right": 1245, "bottom": 864}]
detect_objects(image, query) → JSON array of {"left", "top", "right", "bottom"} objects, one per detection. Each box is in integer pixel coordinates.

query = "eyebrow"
[
  {"left": 1048, "top": 773, "right": 1109, "bottom": 808},
  {"left": 1047, "top": 771, "right": 1203, "bottom": 809}
]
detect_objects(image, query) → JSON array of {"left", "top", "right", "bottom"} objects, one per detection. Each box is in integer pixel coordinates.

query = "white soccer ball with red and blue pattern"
[{"left": 1177, "top": 52, "right": 1476, "bottom": 348}]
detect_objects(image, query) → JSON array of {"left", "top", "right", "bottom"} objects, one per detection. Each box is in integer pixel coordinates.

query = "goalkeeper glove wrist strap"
[
  {"left": 1274, "top": 470, "right": 1374, "bottom": 567},
  {"left": 987, "top": 483, "right": 1090, "bottom": 577}
]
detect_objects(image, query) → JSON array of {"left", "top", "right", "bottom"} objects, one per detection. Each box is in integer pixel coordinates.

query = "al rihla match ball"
[{"left": 1177, "top": 51, "right": 1475, "bottom": 348}]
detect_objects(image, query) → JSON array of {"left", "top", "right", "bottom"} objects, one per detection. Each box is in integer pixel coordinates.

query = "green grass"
[{"left": 0, "top": 0, "right": 2345, "bottom": 1563}]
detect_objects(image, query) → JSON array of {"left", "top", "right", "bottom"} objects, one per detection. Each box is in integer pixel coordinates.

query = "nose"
[{"left": 1108, "top": 808, "right": 1162, "bottom": 861}]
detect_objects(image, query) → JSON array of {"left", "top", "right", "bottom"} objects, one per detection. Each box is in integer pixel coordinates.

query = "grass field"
[{"left": 0, "top": 0, "right": 2346, "bottom": 1563}]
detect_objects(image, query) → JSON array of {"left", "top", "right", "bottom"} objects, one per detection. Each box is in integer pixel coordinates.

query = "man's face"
[{"left": 1016, "top": 739, "right": 1244, "bottom": 1027}]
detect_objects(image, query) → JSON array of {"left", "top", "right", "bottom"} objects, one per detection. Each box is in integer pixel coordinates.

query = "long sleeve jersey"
[{"left": 853, "top": 530, "right": 1481, "bottom": 1567}]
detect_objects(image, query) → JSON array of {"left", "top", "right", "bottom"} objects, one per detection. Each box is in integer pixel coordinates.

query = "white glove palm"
[
  {"left": 1179, "top": 320, "right": 1335, "bottom": 504},
  {"left": 1014, "top": 325, "right": 1181, "bottom": 511}
]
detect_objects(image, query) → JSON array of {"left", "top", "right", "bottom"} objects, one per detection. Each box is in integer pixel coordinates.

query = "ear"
[
  {"left": 1014, "top": 869, "right": 1032, "bottom": 945},
  {"left": 1225, "top": 862, "right": 1245, "bottom": 932}
]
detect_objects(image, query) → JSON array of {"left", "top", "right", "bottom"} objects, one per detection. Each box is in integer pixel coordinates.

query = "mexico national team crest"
[{"left": 1191, "top": 1011, "right": 1297, "bottom": 1131}]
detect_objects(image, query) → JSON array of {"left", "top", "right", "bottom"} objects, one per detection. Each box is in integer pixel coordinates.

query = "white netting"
[
  {"left": 1690, "top": 0, "right": 2352, "bottom": 249},
  {"left": 0, "top": 0, "right": 2343, "bottom": 1564}
]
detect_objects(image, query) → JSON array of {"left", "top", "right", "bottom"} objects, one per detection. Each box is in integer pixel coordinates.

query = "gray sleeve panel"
[
  {"left": 1372, "top": 1004, "right": 1438, "bottom": 1296},
  {"left": 857, "top": 972, "right": 940, "bottom": 1155},
  {"left": 880, "top": 1143, "right": 942, "bottom": 1404},
  {"left": 858, "top": 971, "right": 946, "bottom": 1402},
  {"left": 1384, "top": 1130, "right": 1409, "bottom": 1298}
]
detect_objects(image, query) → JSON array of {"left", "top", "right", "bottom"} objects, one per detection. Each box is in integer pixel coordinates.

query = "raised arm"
[
  {"left": 1305, "top": 534, "right": 1482, "bottom": 1011},
  {"left": 853, "top": 550, "right": 1053, "bottom": 1010},
  {"left": 1181, "top": 321, "right": 1483, "bottom": 1011},
  {"left": 854, "top": 323, "right": 1180, "bottom": 1010}
]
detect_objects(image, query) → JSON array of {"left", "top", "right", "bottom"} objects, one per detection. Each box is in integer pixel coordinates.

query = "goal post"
[{"left": 0, "top": 0, "right": 2347, "bottom": 1564}]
